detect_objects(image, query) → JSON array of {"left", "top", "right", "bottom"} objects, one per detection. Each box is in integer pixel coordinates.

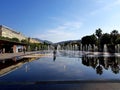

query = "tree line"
[
  {"left": 81, "top": 28, "right": 120, "bottom": 52},
  {"left": 0, "top": 36, "right": 50, "bottom": 51}
]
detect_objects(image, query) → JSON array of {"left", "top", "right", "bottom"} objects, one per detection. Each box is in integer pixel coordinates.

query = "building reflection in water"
[
  {"left": 0, "top": 52, "right": 120, "bottom": 77},
  {"left": 0, "top": 57, "right": 39, "bottom": 77},
  {"left": 82, "top": 55, "right": 120, "bottom": 75}
]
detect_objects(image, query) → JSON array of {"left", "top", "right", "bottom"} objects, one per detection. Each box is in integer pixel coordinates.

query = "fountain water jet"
[{"left": 103, "top": 44, "right": 108, "bottom": 52}]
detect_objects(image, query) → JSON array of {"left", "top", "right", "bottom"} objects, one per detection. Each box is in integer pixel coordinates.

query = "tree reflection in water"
[
  {"left": 96, "top": 65, "right": 103, "bottom": 75},
  {"left": 111, "top": 57, "right": 119, "bottom": 74},
  {"left": 82, "top": 55, "right": 120, "bottom": 75}
]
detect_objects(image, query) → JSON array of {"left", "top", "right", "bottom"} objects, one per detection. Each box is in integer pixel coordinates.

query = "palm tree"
[
  {"left": 95, "top": 28, "right": 102, "bottom": 39},
  {"left": 111, "top": 30, "right": 119, "bottom": 36},
  {"left": 111, "top": 30, "right": 119, "bottom": 45},
  {"left": 95, "top": 28, "right": 102, "bottom": 51},
  {"left": 100, "top": 33, "right": 111, "bottom": 52}
]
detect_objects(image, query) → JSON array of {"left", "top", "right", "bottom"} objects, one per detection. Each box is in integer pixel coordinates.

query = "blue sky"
[{"left": 0, "top": 0, "right": 120, "bottom": 43}]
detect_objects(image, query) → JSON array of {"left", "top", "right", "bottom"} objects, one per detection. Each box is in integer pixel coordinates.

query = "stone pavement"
[{"left": 0, "top": 83, "right": 120, "bottom": 90}]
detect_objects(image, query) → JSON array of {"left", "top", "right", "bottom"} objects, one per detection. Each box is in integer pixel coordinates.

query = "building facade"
[
  {"left": 0, "top": 25, "right": 41, "bottom": 43},
  {"left": 0, "top": 25, "right": 27, "bottom": 41},
  {"left": 0, "top": 25, "right": 41, "bottom": 53},
  {"left": 29, "top": 38, "right": 40, "bottom": 43}
]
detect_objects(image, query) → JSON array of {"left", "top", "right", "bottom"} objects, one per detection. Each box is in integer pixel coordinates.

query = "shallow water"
[{"left": 0, "top": 50, "right": 120, "bottom": 82}]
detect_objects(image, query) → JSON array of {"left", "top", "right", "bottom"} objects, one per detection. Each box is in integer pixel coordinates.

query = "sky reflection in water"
[{"left": 0, "top": 51, "right": 120, "bottom": 82}]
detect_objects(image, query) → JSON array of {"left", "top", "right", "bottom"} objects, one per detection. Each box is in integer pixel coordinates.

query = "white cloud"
[
  {"left": 95, "top": 0, "right": 106, "bottom": 4},
  {"left": 90, "top": 0, "right": 120, "bottom": 15},
  {"left": 49, "top": 17, "right": 65, "bottom": 22},
  {"left": 63, "top": 22, "right": 82, "bottom": 29},
  {"left": 36, "top": 21, "right": 82, "bottom": 43}
]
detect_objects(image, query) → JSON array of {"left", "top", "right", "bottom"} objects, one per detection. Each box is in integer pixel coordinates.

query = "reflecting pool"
[{"left": 0, "top": 50, "right": 120, "bottom": 83}]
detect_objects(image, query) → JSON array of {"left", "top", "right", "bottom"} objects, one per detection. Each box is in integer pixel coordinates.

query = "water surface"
[{"left": 0, "top": 50, "right": 120, "bottom": 83}]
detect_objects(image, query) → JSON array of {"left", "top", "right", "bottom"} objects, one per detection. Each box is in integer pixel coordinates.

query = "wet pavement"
[
  {"left": 0, "top": 51, "right": 45, "bottom": 60},
  {"left": 0, "top": 50, "right": 120, "bottom": 90},
  {"left": 0, "top": 83, "right": 120, "bottom": 90}
]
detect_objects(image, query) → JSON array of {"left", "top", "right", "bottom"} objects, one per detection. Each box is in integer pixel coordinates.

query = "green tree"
[
  {"left": 11, "top": 37, "right": 19, "bottom": 42},
  {"left": 100, "top": 33, "right": 111, "bottom": 52},
  {"left": 95, "top": 28, "right": 102, "bottom": 51},
  {"left": 95, "top": 28, "right": 102, "bottom": 39},
  {"left": 89, "top": 34, "right": 97, "bottom": 44},
  {"left": 0, "top": 36, "right": 11, "bottom": 41},
  {"left": 81, "top": 36, "right": 89, "bottom": 46},
  {"left": 81, "top": 35, "right": 97, "bottom": 51},
  {"left": 21, "top": 39, "right": 28, "bottom": 44},
  {"left": 116, "top": 37, "right": 120, "bottom": 44},
  {"left": 111, "top": 30, "right": 119, "bottom": 45},
  {"left": 111, "top": 30, "right": 119, "bottom": 35},
  {"left": 81, "top": 35, "right": 97, "bottom": 45},
  {"left": 100, "top": 33, "right": 111, "bottom": 44},
  {"left": 29, "top": 43, "right": 41, "bottom": 51}
]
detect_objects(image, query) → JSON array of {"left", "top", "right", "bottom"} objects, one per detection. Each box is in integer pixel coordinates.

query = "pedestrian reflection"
[{"left": 53, "top": 50, "right": 57, "bottom": 61}]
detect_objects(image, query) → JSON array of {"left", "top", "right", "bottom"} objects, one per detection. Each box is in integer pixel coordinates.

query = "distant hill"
[
  {"left": 33, "top": 38, "right": 80, "bottom": 45},
  {"left": 33, "top": 38, "right": 53, "bottom": 44},
  {"left": 56, "top": 40, "right": 81, "bottom": 45},
  {"left": 44, "top": 40, "right": 53, "bottom": 44}
]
